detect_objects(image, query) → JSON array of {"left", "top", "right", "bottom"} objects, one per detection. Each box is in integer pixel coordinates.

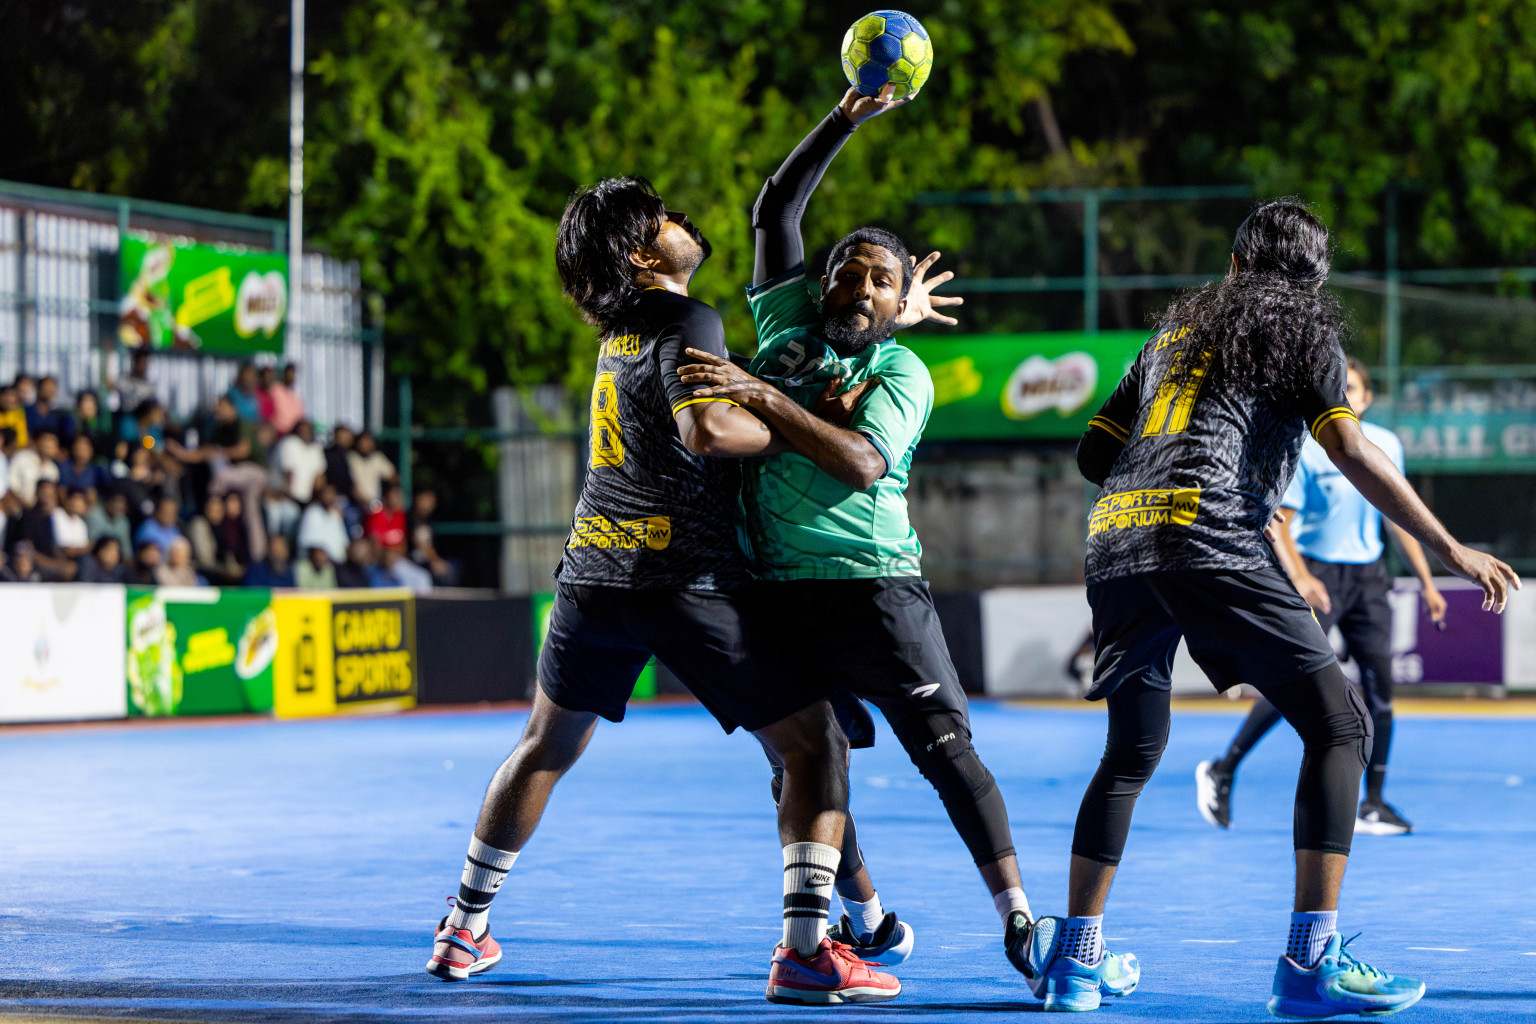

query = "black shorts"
[
  {"left": 537, "top": 583, "right": 828, "bottom": 733},
  {"left": 760, "top": 578, "right": 969, "bottom": 729},
  {"left": 1086, "top": 567, "right": 1338, "bottom": 699},
  {"left": 1305, "top": 556, "right": 1392, "bottom": 659}
]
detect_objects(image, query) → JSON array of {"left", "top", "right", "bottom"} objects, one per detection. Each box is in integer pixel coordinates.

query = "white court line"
[
  {"left": 1521, "top": 952, "right": 1536, "bottom": 956},
  {"left": 735, "top": 926, "right": 781, "bottom": 931},
  {"left": 1182, "top": 939, "right": 1240, "bottom": 944},
  {"left": 1407, "top": 946, "right": 1468, "bottom": 952}
]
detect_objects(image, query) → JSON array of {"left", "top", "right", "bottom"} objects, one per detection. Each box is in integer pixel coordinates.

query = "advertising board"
[
  {"left": 125, "top": 587, "right": 277, "bottom": 716},
  {"left": 0, "top": 585, "right": 127, "bottom": 723},
  {"left": 272, "top": 590, "right": 416, "bottom": 718}
]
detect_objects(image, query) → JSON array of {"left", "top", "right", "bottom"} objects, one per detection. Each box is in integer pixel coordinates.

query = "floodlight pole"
[{"left": 287, "top": 0, "right": 305, "bottom": 362}]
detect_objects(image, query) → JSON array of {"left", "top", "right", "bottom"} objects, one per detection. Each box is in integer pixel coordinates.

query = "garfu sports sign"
[
  {"left": 906, "top": 332, "right": 1146, "bottom": 441},
  {"left": 272, "top": 591, "right": 416, "bottom": 718},
  {"left": 118, "top": 230, "right": 288, "bottom": 355}
]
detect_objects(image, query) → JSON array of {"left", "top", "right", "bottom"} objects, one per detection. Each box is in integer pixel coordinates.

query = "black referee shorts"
[
  {"left": 1305, "top": 556, "right": 1393, "bottom": 660},
  {"left": 537, "top": 582, "right": 829, "bottom": 733},
  {"left": 1086, "top": 566, "right": 1339, "bottom": 699}
]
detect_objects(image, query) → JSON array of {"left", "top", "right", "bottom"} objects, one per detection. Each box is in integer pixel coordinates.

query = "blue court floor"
[{"left": 1, "top": 700, "right": 1533, "bottom": 1023}]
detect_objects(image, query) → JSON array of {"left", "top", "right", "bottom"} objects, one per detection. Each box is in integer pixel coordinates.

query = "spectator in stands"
[
  {"left": 297, "top": 544, "right": 337, "bottom": 590},
  {"left": 274, "top": 419, "right": 326, "bottom": 506},
  {"left": 243, "top": 534, "right": 295, "bottom": 588},
  {"left": 120, "top": 399, "right": 167, "bottom": 453},
  {"left": 58, "top": 435, "right": 109, "bottom": 495},
  {"left": 335, "top": 536, "right": 386, "bottom": 589},
  {"left": 77, "top": 536, "right": 133, "bottom": 584},
  {"left": 0, "top": 427, "right": 14, "bottom": 501},
  {"left": 187, "top": 493, "right": 243, "bottom": 585},
  {"left": 86, "top": 490, "right": 134, "bottom": 554},
  {"left": 113, "top": 350, "right": 157, "bottom": 426},
  {"left": 52, "top": 487, "right": 92, "bottom": 562},
  {"left": 1, "top": 541, "right": 41, "bottom": 583},
  {"left": 380, "top": 543, "right": 432, "bottom": 594},
  {"left": 116, "top": 446, "right": 165, "bottom": 527},
  {"left": 134, "top": 496, "right": 184, "bottom": 560},
  {"left": 172, "top": 395, "right": 268, "bottom": 561},
  {"left": 10, "top": 430, "right": 62, "bottom": 505},
  {"left": 26, "top": 376, "right": 73, "bottom": 441},
  {"left": 408, "top": 486, "right": 458, "bottom": 587},
  {"left": 269, "top": 363, "right": 304, "bottom": 436},
  {"left": 156, "top": 536, "right": 200, "bottom": 587},
  {"left": 74, "top": 390, "right": 110, "bottom": 453},
  {"left": 257, "top": 366, "right": 278, "bottom": 424},
  {"left": 297, "top": 483, "right": 348, "bottom": 563},
  {"left": 227, "top": 364, "right": 262, "bottom": 422},
  {"left": 365, "top": 483, "right": 408, "bottom": 552},
  {"left": 14, "top": 374, "right": 36, "bottom": 408},
  {"left": 217, "top": 492, "right": 252, "bottom": 572},
  {"left": 324, "top": 424, "right": 356, "bottom": 495},
  {"left": 0, "top": 490, "right": 20, "bottom": 552},
  {"left": 17, "top": 481, "right": 75, "bottom": 580},
  {"left": 347, "top": 430, "right": 396, "bottom": 507},
  {"left": 0, "top": 384, "right": 29, "bottom": 447},
  {"left": 132, "top": 540, "right": 162, "bottom": 585}
]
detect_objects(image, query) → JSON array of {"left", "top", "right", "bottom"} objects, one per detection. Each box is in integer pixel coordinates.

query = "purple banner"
[{"left": 1388, "top": 582, "right": 1503, "bottom": 685}]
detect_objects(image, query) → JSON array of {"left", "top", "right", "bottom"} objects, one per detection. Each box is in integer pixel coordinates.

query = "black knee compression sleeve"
[
  {"left": 770, "top": 761, "right": 864, "bottom": 880},
  {"left": 892, "top": 711, "right": 1015, "bottom": 866},
  {"left": 1357, "top": 653, "right": 1394, "bottom": 772},
  {"left": 1071, "top": 682, "right": 1170, "bottom": 865},
  {"left": 1259, "top": 662, "right": 1371, "bottom": 856}
]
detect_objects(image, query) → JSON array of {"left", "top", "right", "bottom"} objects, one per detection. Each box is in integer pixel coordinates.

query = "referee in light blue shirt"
[{"left": 1197, "top": 358, "right": 1446, "bottom": 836}]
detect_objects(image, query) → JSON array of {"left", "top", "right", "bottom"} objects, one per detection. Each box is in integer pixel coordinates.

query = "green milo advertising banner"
[
  {"left": 118, "top": 230, "right": 288, "bottom": 355},
  {"left": 126, "top": 588, "right": 280, "bottom": 716},
  {"left": 905, "top": 331, "right": 1147, "bottom": 441}
]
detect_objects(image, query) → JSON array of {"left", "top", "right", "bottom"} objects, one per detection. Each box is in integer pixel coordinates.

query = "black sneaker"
[
  {"left": 1356, "top": 799, "right": 1413, "bottom": 835},
  {"left": 1003, "top": 910, "right": 1036, "bottom": 978},
  {"left": 1195, "top": 759, "right": 1232, "bottom": 829},
  {"left": 825, "top": 912, "right": 914, "bottom": 965}
]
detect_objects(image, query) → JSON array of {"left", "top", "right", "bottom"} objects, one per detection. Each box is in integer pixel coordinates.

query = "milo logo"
[
  {"left": 234, "top": 270, "right": 288, "bottom": 338},
  {"left": 1002, "top": 352, "right": 1098, "bottom": 419}
]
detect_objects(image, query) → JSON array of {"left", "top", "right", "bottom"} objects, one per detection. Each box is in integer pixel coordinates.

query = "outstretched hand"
[
  {"left": 894, "top": 251, "right": 964, "bottom": 329},
  {"left": 839, "top": 84, "right": 920, "bottom": 125},
  {"left": 1443, "top": 544, "right": 1522, "bottom": 613}
]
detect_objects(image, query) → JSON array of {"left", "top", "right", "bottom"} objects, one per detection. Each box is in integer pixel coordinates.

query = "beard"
[
  {"left": 822, "top": 301, "right": 895, "bottom": 356},
  {"left": 657, "top": 219, "right": 712, "bottom": 279}
]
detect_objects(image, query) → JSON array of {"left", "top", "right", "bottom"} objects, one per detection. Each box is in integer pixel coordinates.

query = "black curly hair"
[
  {"left": 1155, "top": 199, "right": 1347, "bottom": 404},
  {"left": 825, "top": 227, "right": 913, "bottom": 298},
  {"left": 555, "top": 176, "right": 666, "bottom": 336}
]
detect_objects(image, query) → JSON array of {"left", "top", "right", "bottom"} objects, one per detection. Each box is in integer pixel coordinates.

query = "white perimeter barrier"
[{"left": 0, "top": 585, "right": 127, "bottom": 723}]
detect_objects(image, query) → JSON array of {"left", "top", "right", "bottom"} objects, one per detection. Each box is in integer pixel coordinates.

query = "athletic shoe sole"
[
  {"left": 424, "top": 948, "right": 502, "bottom": 981},
  {"left": 766, "top": 983, "right": 901, "bottom": 1005},
  {"left": 1267, "top": 984, "right": 1425, "bottom": 1019},
  {"left": 1354, "top": 817, "right": 1412, "bottom": 836}
]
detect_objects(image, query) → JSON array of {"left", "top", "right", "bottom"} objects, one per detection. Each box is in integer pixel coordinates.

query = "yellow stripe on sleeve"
[
  {"left": 670, "top": 396, "right": 741, "bottom": 417},
  {"left": 1309, "top": 406, "right": 1358, "bottom": 438},
  {"left": 1088, "top": 415, "right": 1130, "bottom": 443}
]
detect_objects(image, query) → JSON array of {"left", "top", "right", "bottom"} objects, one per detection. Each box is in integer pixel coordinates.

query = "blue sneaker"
[
  {"left": 826, "top": 911, "right": 915, "bottom": 966},
  {"left": 1097, "top": 948, "right": 1139, "bottom": 997},
  {"left": 1268, "top": 933, "right": 1425, "bottom": 1019},
  {"left": 1021, "top": 916, "right": 1136, "bottom": 1012}
]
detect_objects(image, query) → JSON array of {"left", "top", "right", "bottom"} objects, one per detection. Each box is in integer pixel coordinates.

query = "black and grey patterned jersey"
[
  {"left": 555, "top": 289, "right": 753, "bottom": 591},
  {"left": 1078, "top": 323, "right": 1355, "bottom": 585}
]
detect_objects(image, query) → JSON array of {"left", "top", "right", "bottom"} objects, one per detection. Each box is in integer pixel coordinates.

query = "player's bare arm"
[
  {"left": 1385, "top": 520, "right": 1448, "bottom": 623},
  {"left": 675, "top": 401, "right": 791, "bottom": 459},
  {"left": 680, "top": 348, "right": 886, "bottom": 490},
  {"left": 1269, "top": 506, "right": 1333, "bottom": 614},
  {"left": 1316, "top": 416, "right": 1521, "bottom": 611}
]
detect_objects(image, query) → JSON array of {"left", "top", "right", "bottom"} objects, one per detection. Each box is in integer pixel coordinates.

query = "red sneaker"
[
  {"left": 425, "top": 915, "right": 502, "bottom": 981},
  {"left": 766, "top": 938, "right": 902, "bottom": 1004}
]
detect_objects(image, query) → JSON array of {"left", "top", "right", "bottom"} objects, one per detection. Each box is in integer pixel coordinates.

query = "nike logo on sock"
[{"left": 806, "top": 872, "right": 834, "bottom": 888}]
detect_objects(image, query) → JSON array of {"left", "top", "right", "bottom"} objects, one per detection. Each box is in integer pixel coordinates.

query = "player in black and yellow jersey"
[
  {"left": 426, "top": 177, "right": 899, "bottom": 1005},
  {"left": 1022, "top": 200, "right": 1520, "bottom": 1017}
]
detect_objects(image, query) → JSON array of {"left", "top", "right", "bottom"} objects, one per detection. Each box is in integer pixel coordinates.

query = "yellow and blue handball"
[{"left": 841, "top": 10, "right": 932, "bottom": 100}]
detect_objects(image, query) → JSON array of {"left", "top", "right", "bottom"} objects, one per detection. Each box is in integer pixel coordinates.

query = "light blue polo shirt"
[{"left": 1281, "top": 419, "right": 1405, "bottom": 564}]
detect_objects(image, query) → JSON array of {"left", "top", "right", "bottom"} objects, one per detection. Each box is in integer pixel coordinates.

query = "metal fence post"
[
  {"left": 398, "top": 374, "right": 413, "bottom": 504},
  {"left": 1083, "top": 191, "right": 1100, "bottom": 334},
  {"left": 1384, "top": 186, "right": 1401, "bottom": 424}
]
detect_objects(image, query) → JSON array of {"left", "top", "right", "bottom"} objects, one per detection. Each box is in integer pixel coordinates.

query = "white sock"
[
  {"left": 445, "top": 837, "right": 518, "bottom": 935},
  {"left": 1061, "top": 914, "right": 1104, "bottom": 966},
  {"left": 841, "top": 892, "right": 884, "bottom": 942},
  {"left": 782, "top": 842, "right": 840, "bottom": 957},
  {"left": 993, "top": 886, "right": 1032, "bottom": 924},
  {"left": 1287, "top": 911, "right": 1337, "bottom": 968}
]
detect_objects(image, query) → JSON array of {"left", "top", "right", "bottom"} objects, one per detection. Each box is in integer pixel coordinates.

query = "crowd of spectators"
[{"left": 0, "top": 352, "right": 455, "bottom": 592}]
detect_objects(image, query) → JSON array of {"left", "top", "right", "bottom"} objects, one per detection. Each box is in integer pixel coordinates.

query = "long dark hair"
[
  {"left": 1156, "top": 199, "right": 1346, "bottom": 403},
  {"left": 555, "top": 176, "right": 666, "bottom": 337}
]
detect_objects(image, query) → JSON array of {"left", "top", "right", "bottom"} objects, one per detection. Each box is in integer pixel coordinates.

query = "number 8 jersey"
[
  {"left": 555, "top": 288, "right": 754, "bottom": 591},
  {"left": 1080, "top": 323, "right": 1354, "bottom": 586}
]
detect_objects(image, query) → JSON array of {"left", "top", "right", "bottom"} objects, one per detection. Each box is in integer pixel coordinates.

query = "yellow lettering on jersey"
[
  {"left": 1088, "top": 487, "right": 1202, "bottom": 537},
  {"left": 1143, "top": 348, "right": 1210, "bottom": 437},
  {"left": 589, "top": 372, "right": 624, "bottom": 468},
  {"left": 601, "top": 334, "right": 642, "bottom": 358},
  {"left": 568, "top": 515, "right": 672, "bottom": 550}
]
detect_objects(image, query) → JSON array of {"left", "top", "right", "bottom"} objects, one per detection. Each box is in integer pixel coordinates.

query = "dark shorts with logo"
[
  {"left": 1305, "top": 556, "right": 1393, "bottom": 659},
  {"left": 757, "top": 578, "right": 969, "bottom": 730},
  {"left": 1086, "top": 566, "right": 1338, "bottom": 699},
  {"left": 537, "top": 582, "right": 827, "bottom": 733}
]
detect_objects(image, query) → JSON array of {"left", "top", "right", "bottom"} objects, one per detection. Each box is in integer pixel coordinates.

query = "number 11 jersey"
[
  {"left": 1082, "top": 323, "right": 1353, "bottom": 585},
  {"left": 555, "top": 288, "right": 753, "bottom": 592}
]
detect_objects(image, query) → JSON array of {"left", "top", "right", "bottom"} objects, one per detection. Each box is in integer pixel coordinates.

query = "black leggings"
[
  {"left": 1073, "top": 661, "right": 1371, "bottom": 864},
  {"left": 1224, "top": 652, "right": 1394, "bottom": 774}
]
